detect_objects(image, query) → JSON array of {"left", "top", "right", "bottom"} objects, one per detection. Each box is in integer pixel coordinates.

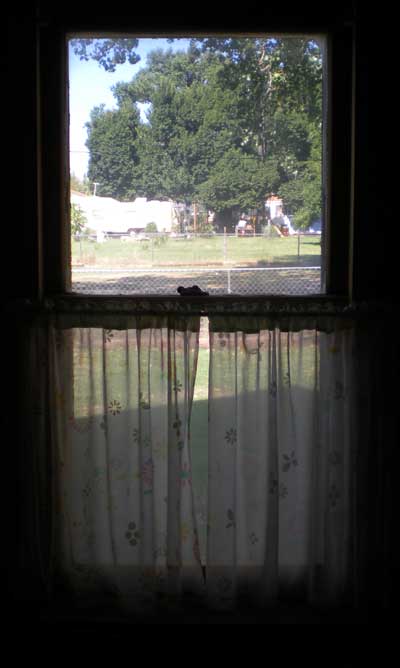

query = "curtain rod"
[{"left": 6, "top": 295, "right": 391, "bottom": 318}]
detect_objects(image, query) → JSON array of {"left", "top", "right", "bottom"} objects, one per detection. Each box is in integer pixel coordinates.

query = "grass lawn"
[{"left": 72, "top": 234, "right": 321, "bottom": 268}]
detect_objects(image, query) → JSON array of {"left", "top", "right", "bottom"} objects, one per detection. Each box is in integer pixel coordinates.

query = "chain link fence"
[
  {"left": 71, "top": 232, "right": 322, "bottom": 295},
  {"left": 72, "top": 266, "right": 321, "bottom": 295}
]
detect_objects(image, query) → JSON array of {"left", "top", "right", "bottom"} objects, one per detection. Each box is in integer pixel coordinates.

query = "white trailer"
[{"left": 71, "top": 193, "right": 178, "bottom": 234}]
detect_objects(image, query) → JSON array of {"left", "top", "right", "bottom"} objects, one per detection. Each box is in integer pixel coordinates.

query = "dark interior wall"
[
  {"left": 7, "top": 7, "right": 41, "bottom": 300},
  {"left": 6, "top": 9, "right": 41, "bottom": 617},
  {"left": 5, "top": 0, "right": 396, "bottom": 627},
  {"left": 351, "top": 5, "right": 394, "bottom": 302},
  {"left": 6, "top": 1, "right": 394, "bottom": 301}
]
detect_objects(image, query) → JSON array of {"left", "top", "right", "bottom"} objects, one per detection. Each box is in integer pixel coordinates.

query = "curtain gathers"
[
  {"left": 24, "top": 312, "right": 365, "bottom": 618},
  {"left": 49, "top": 315, "right": 204, "bottom": 616},
  {"left": 207, "top": 315, "right": 356, "bottom": 610}
]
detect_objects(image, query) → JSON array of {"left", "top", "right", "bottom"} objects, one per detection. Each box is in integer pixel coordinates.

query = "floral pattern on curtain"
[
  {"left": 50, "top": 314, "right": 204, "bottom": 615},
  {"left": 206, "top": 315, "right": 356, "bottom": 610},
  {"left": 24, "top": 310, "right": 364, "bottom": 617}
]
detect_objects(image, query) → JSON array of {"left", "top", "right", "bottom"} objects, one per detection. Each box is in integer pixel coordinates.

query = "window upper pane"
[{"left": 68, "top": 35, "right": 326, "bottom": 296}]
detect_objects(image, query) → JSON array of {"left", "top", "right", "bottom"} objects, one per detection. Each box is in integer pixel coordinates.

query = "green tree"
[
  {"left": 70, "top": 172, "right": 91, "bottom": 194},
  {"left": 70, "top": 203, "right": 88, "bottom": 235},
  {"left": 85, "top": 102, "right": 141, "bottom": 200},
  {"left": 278, "top": 122, "right": 322, "bottom": 229},
  {"left": 70, "top": 38, "right": 140, "bottom": 72},
  {"left": 115, "top": 46, "right": 264, "bottom": 210},
  {"left": 81, "top": 37, "right": 323, "bottom": 226},
  {"left": 193, "top": 37, "right": 323, "bottom": 226},
  {"left": 197, "top": 148, "right": 279, "bottom": 228}
]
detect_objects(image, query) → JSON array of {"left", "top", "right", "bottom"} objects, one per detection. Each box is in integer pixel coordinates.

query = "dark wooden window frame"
[{"left": 37, "top": 10, "right": 356, "bottom": 312}]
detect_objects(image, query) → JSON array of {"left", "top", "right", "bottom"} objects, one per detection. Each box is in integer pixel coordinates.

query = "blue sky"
[{"left": 69, "top": 38, "right": 190, "bottom": 179}]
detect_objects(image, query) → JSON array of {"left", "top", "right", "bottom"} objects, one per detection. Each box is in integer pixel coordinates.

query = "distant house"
[{"left": 70, "top": 192, "right": 179, "bottom": 234}]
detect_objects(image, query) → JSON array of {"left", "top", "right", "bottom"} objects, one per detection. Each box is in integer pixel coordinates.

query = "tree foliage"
[
  {"left": 85, "top": 102, "right": 141, "bottom": 200},
  {"left": 70, "top": 172, "right": 91, "bottom": 194},
  {"left": 81, "top": 37, "right": 323, "bottom": 228},
  {"left": 70, "top": 203, "right": 88, "bottom": 235},
  {"left": 70, "top": 38, "right": 140, "bottom": 72}
]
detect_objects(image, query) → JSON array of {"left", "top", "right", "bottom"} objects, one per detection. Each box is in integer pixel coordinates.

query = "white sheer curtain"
[
  {"left": 206, "top": 315, "right": 356, "bottom": 610},
  {"left": 25, "top": 310, "right": 363, "bottom": 617},
  {"left": 50, "top": 314, "right": 204, "bottom": 616}
]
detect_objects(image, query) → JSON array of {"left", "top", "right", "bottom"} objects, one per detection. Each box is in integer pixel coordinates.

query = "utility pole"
[{"left": 93, "top": 182, "right": 100, "bottom": 196}]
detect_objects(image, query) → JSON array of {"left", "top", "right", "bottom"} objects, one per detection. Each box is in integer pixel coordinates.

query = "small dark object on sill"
[{"left": 177, "top": 285, "right": 209, "bottom": 296}]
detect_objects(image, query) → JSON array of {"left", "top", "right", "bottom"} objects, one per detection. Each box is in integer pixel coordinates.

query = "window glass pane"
[{"left": 69, "top": 35, "right": 325, "bottom": 295}]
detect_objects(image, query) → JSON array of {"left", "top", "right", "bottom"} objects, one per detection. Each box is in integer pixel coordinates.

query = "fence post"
[
  {"left": 223, "top": 227, "right": 227, "bottom": 264},
  {"left": 297, "top": 232, "right": 301, "bottom": 259},
  {"left": 193, "top": 202, "right": 197, "bottom": 233},
  {"left": 151, "top": 236, "right": 154, "bottom": 266},
  {"left": 227, "top": 268, "right": 231, "bottom": 294}
]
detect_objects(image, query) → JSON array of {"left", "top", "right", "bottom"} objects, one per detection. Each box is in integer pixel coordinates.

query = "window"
[
  {"left": 29, "top": 9, "right": 361, "bottom": 620},
  {"left": 38, "top": 15, "right": 354, "bottom": 301},
  {"left": 68, "top": 34, "right": 328, "bottom": 298},
  {"left": 11, "top": 4, "right": 395, "bottom": 626}
]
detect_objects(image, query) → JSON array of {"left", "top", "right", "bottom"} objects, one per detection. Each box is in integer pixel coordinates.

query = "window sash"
[{"left": 37, "top": 20, "right": 354, "bottom": 302}]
